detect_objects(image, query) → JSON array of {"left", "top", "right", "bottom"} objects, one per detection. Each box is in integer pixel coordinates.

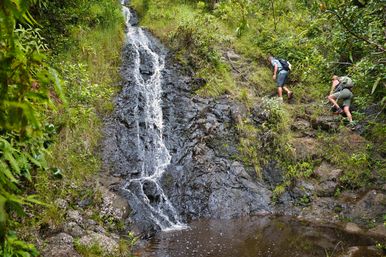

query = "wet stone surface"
[
  {"left": 103, "top": 8, "right": 272, "bottom": 233},
  {"left": 159, "top": 60, "right": 273, "bottom": 220}
]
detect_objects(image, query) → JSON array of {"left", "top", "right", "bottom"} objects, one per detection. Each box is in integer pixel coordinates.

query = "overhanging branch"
[{"left": 325, "top": 10, "right": 385, "bottom": 53}]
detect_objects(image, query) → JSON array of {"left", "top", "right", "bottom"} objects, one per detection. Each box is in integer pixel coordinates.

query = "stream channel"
[{"left": 101, "top": 2, "right": 384, "bottom": 257}]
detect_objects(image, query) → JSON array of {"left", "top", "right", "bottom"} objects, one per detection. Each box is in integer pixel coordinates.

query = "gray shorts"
[
  {"left": 276, "top": 70, "right": 289, "bottom": 87},
  {"left": 332, "top": 88, "right": 353, "bottom": 107}
]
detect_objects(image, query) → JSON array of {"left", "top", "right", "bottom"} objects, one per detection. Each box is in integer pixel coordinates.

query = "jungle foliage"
[
  {"left": 1, "top": 0, "right": 385, "bottom": 254},
  {"left": 132, "top": 0, "right": 385, "bottom": 103},
  {"left": 0, "top": 0, "right": 62, "bottom": 255},
  {"left": 0, "top": 0, "right": 123, "bottom": 255},
  {"left": 131, "top": 0, "right": 385, "bottom": 189}
]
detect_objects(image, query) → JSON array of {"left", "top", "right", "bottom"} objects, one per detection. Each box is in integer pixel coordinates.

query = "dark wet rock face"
[
  {"left": 101, "top": 3, "right": 384, "bottom": 243},
  {"left": 104, "top": 43, "right": 273, "bottom": 230},
  {"left": 102, "top": 8, "right": 272, "bottom": 233},
  {"left": 159, "top": 71, "right": 272, "bottom": 219},
  {"left": 262, "top": 161, "right": 284, "bottom": 190}
]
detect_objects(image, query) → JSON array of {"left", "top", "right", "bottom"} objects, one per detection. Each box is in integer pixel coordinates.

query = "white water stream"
[{"left": 121, "top": 4, "right": 187, "bottom": 231}]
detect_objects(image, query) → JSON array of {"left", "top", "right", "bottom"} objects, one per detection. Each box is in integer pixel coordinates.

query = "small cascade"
[{"left": 119, "top": 4, "right": 186, "bottom": 231}]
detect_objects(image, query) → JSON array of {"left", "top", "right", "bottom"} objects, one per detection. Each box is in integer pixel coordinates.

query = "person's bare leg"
[
  {"left": 283, "top": 86, "right": 292, "bottom": 98},
  {"left": 277, "top": 87, "right": 283, "bottom": 98},
  {"left": 327, "top": 95, "right": 340, "bottom": 109},
  {"left": 343, "top": 105, "right": 352, "bottom": 122}
]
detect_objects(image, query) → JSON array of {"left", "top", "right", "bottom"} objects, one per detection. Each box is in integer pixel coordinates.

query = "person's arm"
[
  {"left": 273, "top": 64, "right": 278, "bottom": 80},
  {"left": 330, "top": 79, "right": 339, "bottom": 95}
]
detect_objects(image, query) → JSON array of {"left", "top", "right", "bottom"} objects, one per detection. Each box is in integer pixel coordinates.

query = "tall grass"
[{"left": 19, "top": 0, "right": 125, "bottom": 247}]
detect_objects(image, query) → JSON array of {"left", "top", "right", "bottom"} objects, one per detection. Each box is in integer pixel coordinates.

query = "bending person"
[
  {"left": 268, "top": 56, "right": 292, "bottom": 100},
  {"left": 327, "top": 75, "right": 353, "bottom": 123}
]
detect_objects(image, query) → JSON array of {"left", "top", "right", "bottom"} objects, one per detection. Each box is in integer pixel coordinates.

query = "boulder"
[
  {"left": 350, "top": 190, "right": 385, "bottom": 224},
  {"left": 291, "top": 180, "right": 315, "bottom": 200},
  {"left": 42, "top": 245, "right": 81, "bottom": 257},
  {"left": 54, "top": 199, "right": 69, "bottom": 210},
  {"left": 63, "top": 222, "right": 85, "bottom": 238},
  {"left": 99, "top": 186, "right": 129, "bottom": 221},
  {"left": 43, "top": 233, "right": 80, "bottom": 257},
  {"left": 67, "top": 210, "right": 83, "bottom": 224},
  {"left": 313, "top": 162, "right": 342, "bottom": 197},
  {"left": 368, "top": 224, "right": 386, "bottom": 238},
  {"left": 291, "top": 137, "right": 321, "bottom": 160},
  {"left": 314, "top": 162, "right": 342, "bottom": 181},
  {"left": 338, "top": 246, "right": 382, "bottom": 257},
  {"left": 344, "top": 222, "right": 363, "bottom": 234},
  {"left": 314, "top": 180, "right": 339, "bottom": 197},
  {"left": 311, "top": 116, "right": 340, "bottom": 131},
  {"left": 78, "top": 231, "right": 119, "bottom": 255},
  {"left": 226, "top": 50, "right": 241, "bottom": 61},
  {"left": 291, "top": 119, "right": 315, "bottom": 137}
]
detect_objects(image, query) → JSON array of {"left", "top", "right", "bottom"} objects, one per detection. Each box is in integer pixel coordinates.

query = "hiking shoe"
[
  {"left": 334, "top": 108, "right": 343, "bottom": 114},
  {"left": 288, "top": 91, "right": 293, "bottom": 99}
]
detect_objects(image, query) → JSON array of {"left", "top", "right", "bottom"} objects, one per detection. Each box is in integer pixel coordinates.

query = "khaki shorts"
[{"left": 332, "top": 88, "right": 353, "bottom": 107}]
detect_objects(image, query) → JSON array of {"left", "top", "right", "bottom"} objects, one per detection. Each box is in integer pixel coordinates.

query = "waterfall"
[{"left": 120, "top": 4, "right": 187, "bottom": 231}]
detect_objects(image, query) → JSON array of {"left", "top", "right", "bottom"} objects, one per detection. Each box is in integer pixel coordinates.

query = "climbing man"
[
  {"left": 268, "top": 55, "right": 293, "bottom": 101},
  {"left": 327, "top": 75, "right": 354, "bottom": 125}
]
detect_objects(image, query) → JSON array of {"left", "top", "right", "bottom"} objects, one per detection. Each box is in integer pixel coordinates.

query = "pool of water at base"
[{"left": 135, "top": 215, "right": 383, "bottom": 257}]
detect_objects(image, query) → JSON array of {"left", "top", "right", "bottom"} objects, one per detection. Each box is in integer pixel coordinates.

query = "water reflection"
[{"left": 137, "top": 216, "right": 382, "bottom": 257}]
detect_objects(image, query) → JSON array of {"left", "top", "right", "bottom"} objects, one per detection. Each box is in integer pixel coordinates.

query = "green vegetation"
[
  {"left": 0, "top": 0, "right": 63, "bottom": 255},
  {"left": 1, "top": 0, "right": 385, "bottom": 254},
  {"left": 1, "top": 0, "right": 124, "bottom": 255},
  {"left": 237, "top": 97, "right": 291, "bottom": 177},
  {"left": 132, "top": 0, "right": 237, "bottom": 97},
  {"left": 131, "top": 0, "right": 385, "bottom": 102},
  {"left": 131, "top": 0, "right": 385, "bottom": 193},
  {"left": 317, "top": 132, "right": 374, "bottom": 189}
]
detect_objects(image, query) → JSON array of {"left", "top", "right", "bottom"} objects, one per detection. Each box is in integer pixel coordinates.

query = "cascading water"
[{"left": 119, "top": 3, "right": 186, "bottom": 231}]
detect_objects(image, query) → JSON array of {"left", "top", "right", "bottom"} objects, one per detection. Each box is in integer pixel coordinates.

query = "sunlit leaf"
[
  {"left": 0, "top": 161, "right": 19, "bottom": 183},
  {"left": 371, "top": 77, "right": 381, "bottom": 94},
  {"left": 0, "top": 194, "right": 7, "bottom": 239}
]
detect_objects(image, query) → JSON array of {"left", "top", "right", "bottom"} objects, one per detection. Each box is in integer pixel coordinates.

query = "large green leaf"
[
  {"left": 0, "top": 194, "right": 7, "bottom": 239},
  {"left": 371, "top": 77, "right": 381, "bottom": 95},
  {"left": 0, "top": 161, "right": 19, "bottom": 184}
]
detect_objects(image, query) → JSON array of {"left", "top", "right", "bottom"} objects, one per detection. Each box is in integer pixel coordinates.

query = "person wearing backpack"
[
  {"left": 327, "top": 75, "right": 354, "bottom": 124},
  {"left": 268, "top": 56, "right": 293, "bottom": 101}
]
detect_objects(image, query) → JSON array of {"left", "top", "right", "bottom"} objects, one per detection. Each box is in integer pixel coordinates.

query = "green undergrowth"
[
  {"left": 130, "top": 0, "right": 330, "bottom": 102},
  {"left": 131, "top": 0, "right": 384, "bottom": 195},
  {"left": 317, "top": 131, "right": 377, "bottom": 189},
  {"left": 13, "top": 0, "right": 126, "bottom": 254},
  {"left": 37, "top": 1, "right": 123, "bottom": 226},
  {"left": 131, "top": 0, "right": 239, "bottom": 97},
  {"left": 272, "top": 161, "right": 315, "bottom": 202},
  {"left": 272, "top": 127, "right": 381, "bottom": 201},
  {"left": 237, "top": 97, "right": 292, "bottom": 178}
]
